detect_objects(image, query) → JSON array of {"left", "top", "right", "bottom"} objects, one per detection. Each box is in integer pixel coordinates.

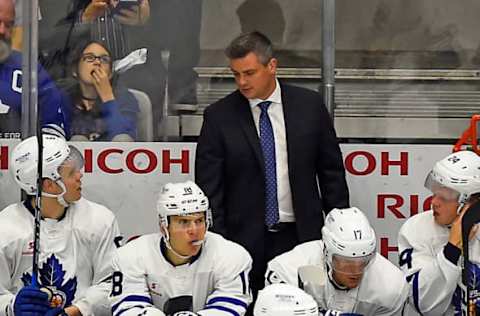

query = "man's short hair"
[{"left": 225, "top": 31, "right": 273, "bottom": 65}]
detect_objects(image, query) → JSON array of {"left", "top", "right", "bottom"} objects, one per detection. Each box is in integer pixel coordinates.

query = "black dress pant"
[{"left": 247, "top": 223, "right": 299, "bottom": 315}]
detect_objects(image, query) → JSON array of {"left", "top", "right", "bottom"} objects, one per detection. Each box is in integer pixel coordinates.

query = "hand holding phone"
[
  {"left": 113, "top": 0, "right": 149, "bottom": 25},
  {"left": 113, "top": 0, "right": 139, "bottom": 13}
]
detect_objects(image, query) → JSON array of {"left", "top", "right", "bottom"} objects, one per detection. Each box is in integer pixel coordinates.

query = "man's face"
[
  {"left": 0, "top": 0, "right": 14, "bottom": 62},
  {"left": 0, "top": 0, "right": 13, "bottom": 40},
  {"left": 229, "top": 52, "right": 277, "bottom": 100},
  {"left": 167, "top": 212, "right": 207, "bottom": 258},
  {"left": 331, "top": 255, "right": 370, "bottom": 289},
  {"left": 431, "top": 187, "right": 460, "bottom": 226}
]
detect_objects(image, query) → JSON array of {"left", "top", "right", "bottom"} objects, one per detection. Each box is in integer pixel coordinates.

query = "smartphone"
[{"left": 113, "top": 0, "right": 139, "bottom": 13}]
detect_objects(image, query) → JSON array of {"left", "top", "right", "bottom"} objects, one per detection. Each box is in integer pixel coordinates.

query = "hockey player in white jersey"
[
  {"left": 0, "top": 134, "right": 120, "bottom": 316},
  {"left": 398, "top": 150, "right": 480, "bottom": 315},
  {"left": 265, "top": 207, "right": 408, "bottom": 316},
  {"left": 110, "top": 181, "right": 253, "bottom": 316}
]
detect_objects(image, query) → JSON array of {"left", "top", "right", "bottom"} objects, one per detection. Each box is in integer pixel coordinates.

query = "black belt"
[{"left": 267, "top": 222, "right": 295, "bottom": 233}]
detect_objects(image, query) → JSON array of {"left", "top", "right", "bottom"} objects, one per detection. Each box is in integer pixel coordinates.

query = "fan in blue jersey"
[
  {"left": 60, "top": 39, "right": 139, "bottom": 141},
  {"left": 110, "top": 181, "right": 253, "bottom": 316},
  {"left": 0, "top": 0, "right": 68, "bottom": 139}
]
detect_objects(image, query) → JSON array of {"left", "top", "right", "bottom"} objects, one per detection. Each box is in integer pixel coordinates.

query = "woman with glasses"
[{"left": 62, "top": 40, "right": 139, "bottom": 141}]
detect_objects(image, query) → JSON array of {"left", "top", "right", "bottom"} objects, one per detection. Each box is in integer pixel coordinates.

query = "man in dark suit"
[{"left": 195, "top": 31, "right": 349, "bottom": 298}]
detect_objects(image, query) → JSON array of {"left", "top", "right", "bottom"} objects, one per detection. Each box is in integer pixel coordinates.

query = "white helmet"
[
  {"left": 254, "top": 284, "right": 318, "bottom": 316},
  {"left": 425, "top": 150, "right": 480, "bottom": 205},
  {"left": 156, "top": 180, "right": 211, "bottom": 228},
  {"left": 156, "top": 181, "right": 211, "bottom": 259},
  {"left": 10, "top": 135, "right": 84, "bottom": 205},
  {"left": 322, "top": 207, "right": 376, "bottom": 272}
]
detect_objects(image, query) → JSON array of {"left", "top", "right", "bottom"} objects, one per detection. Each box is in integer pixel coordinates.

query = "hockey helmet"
[
  {"left": 156, "top": 180, "right": 211, "bottom": 228},
  {"left": 10, "top": 134, "right": 84, "bottom": 196},
  {"left": 322, "top": 207, "right": 376, "bottom": 275},
  {"left": 425, "top": 150, "right": 480, "bottom": 205},
  {"left": 254, "top": 283, "right": 318, "bottom": 316}
]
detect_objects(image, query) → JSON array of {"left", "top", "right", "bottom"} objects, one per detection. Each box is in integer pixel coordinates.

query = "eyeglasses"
[{"left": 81, "top": 53, "right": 112, "bottom": 64}]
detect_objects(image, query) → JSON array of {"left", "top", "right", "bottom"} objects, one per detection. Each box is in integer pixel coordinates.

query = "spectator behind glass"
[
  {"left": 0, "top": 0, "right": 68, "bottom": 139},
  {"left": 119, "top": 0, "right": 202, "bottom": 140},
  {"left": 77, "top": 0, "right": 150, "bottom": 60},
  {"left": 61, "top": 40, "right": 139, "bottom": 141}
]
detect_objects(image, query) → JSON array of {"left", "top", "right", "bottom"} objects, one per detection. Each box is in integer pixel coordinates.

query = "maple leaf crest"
[{"left": 21, "top": 254, "right": 77, "bottom": 308}]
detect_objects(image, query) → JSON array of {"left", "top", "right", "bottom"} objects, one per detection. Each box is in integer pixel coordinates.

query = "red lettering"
[
  {"left": 380, "top": 237, "right": 398, "bottom": 259},
  {"left": 0, "top": 146, "right": 7, "bottom": 170},
  {"left": 162, "top": 150, "right": 189, "bottom": 173},
  {"left": 84, "top": 149, "right": 93, "bottom": 173},
  {"left": 345, "top": 151, "right": 376, "bottom": 176},
  {"left": 378, "top": 194, "right": 432, "bottom": 218},
  {"left": 98, "top": 149, "right": 124, "bottom": 174},
  {"left": 126, "top": 149, "right": 158, "bottom": 174},
  {"left": 377, "top": 194, "right": 406, "bottom": 218},
  {"left": 381, "top": 152, "right": 408, "bottom": 175},
  {"left": 410, "top": 195, "right": 419, "bottom": 216},
  {"left": 424, "top": 196, "right": 433, "bottom": 211}
]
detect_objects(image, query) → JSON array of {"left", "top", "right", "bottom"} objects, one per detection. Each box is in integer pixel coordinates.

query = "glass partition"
[{"left": 7, "top": 0, "right": 480, "bottom": 142}]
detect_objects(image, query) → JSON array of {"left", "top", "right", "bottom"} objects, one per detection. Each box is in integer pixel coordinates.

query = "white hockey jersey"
[
  {"left": 266, "top": 240, "right": 409, "bottom": 316},
  {"left": 398, "top": 210, "right": 480, "bottom": 315},
  {"left": 110, "top": 231, "right": 252, "bottom": 316},
  {"left": 0, "top": 198, "right": 120, "bottom": 316}
]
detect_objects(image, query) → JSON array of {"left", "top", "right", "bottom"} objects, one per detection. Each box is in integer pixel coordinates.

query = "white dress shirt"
[{"left": 248, "top": 79, "right": 295, "bottom": 223}]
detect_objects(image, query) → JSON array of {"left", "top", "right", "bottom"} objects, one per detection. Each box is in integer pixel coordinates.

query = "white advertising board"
[{"left": 0, "top": 140, "right": 453, "bottom": 262}]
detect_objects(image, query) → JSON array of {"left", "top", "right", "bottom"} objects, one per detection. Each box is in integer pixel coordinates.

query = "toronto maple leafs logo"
[
  {"left": 452, "top": 263, "right": 480, "bottom": 315},
  {"left": 21, "top": 254, "right": 77, "bottom": 308}
]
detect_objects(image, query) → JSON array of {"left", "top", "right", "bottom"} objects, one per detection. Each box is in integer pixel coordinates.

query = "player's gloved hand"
[
  {"left": 13, "top": 286, "right": 49, "bottom": 316},
  {"left": 45, "top": 307, "right": 68, "bottom": 316},
  {"left": 320, "top": 309, "right": 363, "bottom": 316}
]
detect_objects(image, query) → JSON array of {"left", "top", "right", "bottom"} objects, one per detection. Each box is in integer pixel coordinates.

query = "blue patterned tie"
[{"left": 258, "top": 101, "right": 279, "bottom": 228}]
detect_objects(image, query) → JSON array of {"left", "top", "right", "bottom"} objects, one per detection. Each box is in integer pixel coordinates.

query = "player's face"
[
  {"left": 431, "top": 187, "right": 459, "bottom": 226},
  {"left": 168, "top": 212, "right": 207, "bottom": 257},
  {"left": 331, "top": 255, "right": 370, "bottom": 289},
  {"left": 58, "top": 161, "right": 83, "bottom": 203},
  {"left": 230, "top": 52, "right": 277, "bottom": 100},
  {"left": 78, "top": 42, "right": 112, "bottom": 84}
]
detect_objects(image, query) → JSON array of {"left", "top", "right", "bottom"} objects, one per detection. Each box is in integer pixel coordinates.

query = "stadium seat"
[{"left": 128, "top": 88, "right": 153, "bottom": 142}]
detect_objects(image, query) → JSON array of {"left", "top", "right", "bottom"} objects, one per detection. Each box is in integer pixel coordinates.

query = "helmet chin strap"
[
  {"left": 456, "top": 193, "right": 469, "bottom": 215},
  {"left": 162, "top": 228, "right": 193, "bottom": 261},
  {"left": 325, "top": 260, "right": 348, "bottom": 290},
  {"left": 41, "top": 180, "right": 69, "bottom": 207}
]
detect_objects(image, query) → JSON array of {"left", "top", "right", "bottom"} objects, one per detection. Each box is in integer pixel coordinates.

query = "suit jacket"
[{"left": 195, "top": 82, "right": 349, "bottom": 263}]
